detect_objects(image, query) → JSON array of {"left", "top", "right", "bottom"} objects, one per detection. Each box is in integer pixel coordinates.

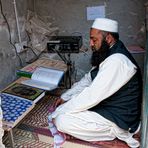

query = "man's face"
[
  {"left": 90, "top": 28, "right": 110, "bottom": 66},
  {"left": 90, "top": 28, "right": 109, "bottom": 52}
]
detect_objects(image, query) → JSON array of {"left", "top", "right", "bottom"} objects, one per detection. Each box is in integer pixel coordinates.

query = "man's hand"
[{"left": 53, "top": 98, "right": 65, "bottom": 108}]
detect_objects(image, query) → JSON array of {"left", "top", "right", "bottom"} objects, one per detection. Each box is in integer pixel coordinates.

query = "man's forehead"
[{"left": 90, "top": 28, "right": 102, "bottom": 36}]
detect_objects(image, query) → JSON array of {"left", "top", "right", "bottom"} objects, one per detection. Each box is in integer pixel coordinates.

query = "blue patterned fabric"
[{"left": 1, "top": 93, "right": 33, "bottom": 123}]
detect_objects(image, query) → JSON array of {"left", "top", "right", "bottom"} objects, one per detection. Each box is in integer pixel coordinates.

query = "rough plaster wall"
[
  {"left": 0, "top": 0, "right": 32, "bottom": 89},
  {"left": 34, "top": 0, "right": 146, "bottom": 46},
  {"left": 107, "top": 0, "right": 146, "bottom": 47},
  {"left": 27, "top": 0, "right": 35, "bottom": 12},
  {"left": 33, "top": 0, "right": 146, "bottom": 80},
  {"left": 0, "top": 0, "right": 147, "bottom": 89}
]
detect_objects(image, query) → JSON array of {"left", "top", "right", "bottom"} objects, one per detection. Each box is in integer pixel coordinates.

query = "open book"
[{"left": 21, "top": 67, "right": 64, "bottom": 90}]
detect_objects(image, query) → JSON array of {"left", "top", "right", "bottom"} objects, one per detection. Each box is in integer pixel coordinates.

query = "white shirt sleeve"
[
  {"left": 52, "top": 54, "right": 137, "bottom": 118},
  {"left": 61, "top": 71, "right": 92, "bottom": 101}
]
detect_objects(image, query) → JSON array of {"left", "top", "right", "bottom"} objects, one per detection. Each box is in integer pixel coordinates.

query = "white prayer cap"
[{"left": 91, "top": 18, "right": 118, "bottom": 33}]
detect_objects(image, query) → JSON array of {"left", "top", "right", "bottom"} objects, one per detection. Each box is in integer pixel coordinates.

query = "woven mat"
[
  {"left": 4, "top": 128, "right": 100, "bottom": 148},
  {"left": 4, "top": 95, "right": 139, "bottom": 148}
]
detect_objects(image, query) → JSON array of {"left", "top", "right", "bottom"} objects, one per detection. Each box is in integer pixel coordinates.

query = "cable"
[
  {"left": 71, "top": 31, "right": 82, "bottom": 36},
  {"left": 24, "top": 45, "right": 50, "bottom": 64},
  {"left": 23, "top": 45, "right": 44, "bottom": 64},
  {"left": 23, "top": 45, "right": 38, "bottom": 57},
  {"left": 0, "top": 0, "right": 23, "bottom": 67},
  {"left": 50, "top": 46, "right": 73, "bottom": 88},
  {"left": 51, "top": 46, "right": 68, "bottom": 64}
]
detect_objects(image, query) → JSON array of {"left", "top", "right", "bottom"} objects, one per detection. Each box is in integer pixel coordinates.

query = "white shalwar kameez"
[{"left": 51, "top": 53, "right": 140, "bottom": 148}]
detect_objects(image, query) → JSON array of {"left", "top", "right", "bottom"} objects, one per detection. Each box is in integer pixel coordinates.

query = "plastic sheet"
[{"left": 25, "top": 11, "right": 59, "bottom": 52}]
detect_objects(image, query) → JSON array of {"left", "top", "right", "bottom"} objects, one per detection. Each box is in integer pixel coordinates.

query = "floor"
[{"left": 2, "top": 93, "right": 139, "bottom": 148}]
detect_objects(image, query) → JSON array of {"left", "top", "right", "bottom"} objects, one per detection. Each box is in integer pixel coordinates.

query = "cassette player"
[{"left": 47, "top": 36, "right": 82, "bottom": 53}]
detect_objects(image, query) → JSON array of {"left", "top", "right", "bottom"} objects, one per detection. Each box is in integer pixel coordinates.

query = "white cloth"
[
  {"left": 48, "top": 115, "right": 65, "bottom": 148},
  {"left": 52, "top": 53, "right": 136, "bottom": 115},
  {"left": 54, "top": 111, "right": 140, "bottom": 148},
  {"left": 52, "top": 53, "right": 139, "bottom": 147},
  {"left": 0, "top": 96, "right": 5, "bottom": 148},
  {"left": 92, "top": 18, "right": 118, "bottom": 33}
]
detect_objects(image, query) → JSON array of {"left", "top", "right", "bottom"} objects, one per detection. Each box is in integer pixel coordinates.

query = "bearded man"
[{"left": 50, "top": 18, "right": 142, "bottom": 148}]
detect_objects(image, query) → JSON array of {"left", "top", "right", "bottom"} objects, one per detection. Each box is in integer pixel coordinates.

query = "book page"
[
  {"left": 21, "top": 58, "right": 67, "bottom": 73},
  {"left": 32, "top": 67, "right": 64, "bottom": 86},
  {"left": 22, "top": 79, "right": 56, "bottom": 91}
]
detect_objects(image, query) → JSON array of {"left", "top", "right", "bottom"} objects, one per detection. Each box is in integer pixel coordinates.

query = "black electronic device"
[{"left": 47, "top": 36, "right": 82, "bottom": 53}]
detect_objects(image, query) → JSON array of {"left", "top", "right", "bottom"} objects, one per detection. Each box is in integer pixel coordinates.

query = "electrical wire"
[
  {"left": 23, "top": 45, "right": 45, "bottom": 64},
  {"left": 0, "top": 0, "right": 23, "bottom": 67}
]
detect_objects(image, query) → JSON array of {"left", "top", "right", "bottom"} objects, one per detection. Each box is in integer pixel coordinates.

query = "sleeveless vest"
[{"left": 89, "top": 40, "right": 142, "bottom": 133}]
